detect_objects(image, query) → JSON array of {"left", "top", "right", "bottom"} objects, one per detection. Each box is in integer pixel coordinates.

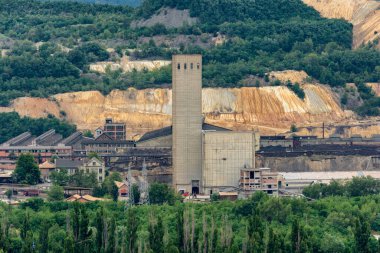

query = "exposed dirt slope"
[
  {"left": 303, "top": 0, "right": 380, "bottom": 48},
  {"left": 0, "top": 86, "right": 346, "bottom": 137},
  {"left": 1, "top": 71, "right": 377, "bottom": 138},
  {"left": 368, "top": 83, "right": 380, "bottom": 96}
]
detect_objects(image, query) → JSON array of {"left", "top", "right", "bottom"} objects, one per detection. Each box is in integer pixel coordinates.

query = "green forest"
[
  {"left": 1, "top": 181, "right": 380, "bottom": 253},
  {"left": 0, "top": 0, "right": 379, "bottom": 113}
]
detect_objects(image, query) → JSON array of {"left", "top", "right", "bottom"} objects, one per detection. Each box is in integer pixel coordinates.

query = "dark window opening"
[
  {"left": 184, "top": 63, "right": 187, "bottom": 69},
  {"left": 249, "top": 171, "right": 255, "bottom": 179},
  {"left": 177, "top": 63, "right": 180, "bottom": 70},
  {"left": 192, "top": 187, "right": 199, "bottom": 195},
  {"left": 191, "top": 63, "right": 193, "bottom": 69},
  {"left": 197, "top": 63, "right": 200, "bottom": 69}
]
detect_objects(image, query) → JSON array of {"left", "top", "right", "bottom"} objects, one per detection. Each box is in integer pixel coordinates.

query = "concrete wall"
[
  {"left": 256, "top": 155, "right": 380, "bottom": 172},
  {"left": 172, "top": 55, "right": 203, "bottom": 193},
  {"left": 202, "top": 131, "right": 255, "bottom": 194}
]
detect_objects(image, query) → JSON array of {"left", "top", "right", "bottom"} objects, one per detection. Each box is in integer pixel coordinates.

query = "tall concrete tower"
[{"left": 172, "top": 54, "right": 203, "bottom": 194}]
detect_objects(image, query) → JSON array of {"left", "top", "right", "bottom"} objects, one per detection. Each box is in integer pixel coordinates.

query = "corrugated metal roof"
[
  {"left": 138, "top": 123, "right": 230, "bottom": 143},
  {"left": 55, "top": 159, "right": 84, "bottom": 168},
  {"left": 280, "top": 171, "right": 380, "bottom": 181}
]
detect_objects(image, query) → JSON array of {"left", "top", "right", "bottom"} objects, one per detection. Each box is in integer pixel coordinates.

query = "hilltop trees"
[{"left": 0, "top": 0, "right": 378, "bottom": 116}]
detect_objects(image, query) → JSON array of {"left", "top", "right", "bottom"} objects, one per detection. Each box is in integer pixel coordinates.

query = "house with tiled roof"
[
  {"left": 65, "top": 194, "right": 105, "bottom": 203},
  {"left": 39, "top": 161, "right": 56, "bottom": 182}
]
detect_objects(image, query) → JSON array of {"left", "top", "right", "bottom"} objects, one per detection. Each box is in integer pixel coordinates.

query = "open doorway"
[{"left": 191, "top": 180, "right": 200, "bottom": 195}]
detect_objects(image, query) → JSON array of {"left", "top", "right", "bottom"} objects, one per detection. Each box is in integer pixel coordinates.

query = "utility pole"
[
  {"left": 322, "top": 122, "right": 325, "bottom": 139},
  {"left": 128, "top": 165, "right": 134, "bottom": 207},
  {"left": 141, "top": 159, "right": 149, "bottom": 205},
  {"left": 124, "top": 165, "right": 133, "bottom": 212}
]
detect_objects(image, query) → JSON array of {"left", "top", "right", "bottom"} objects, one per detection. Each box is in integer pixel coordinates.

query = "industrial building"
[
  {"left": 138, "top": 55, "right": 261, "bottom": 195},
  {"left": 81, "top": 132, "right": 134, "bottom": 154},
  {"left": 239, "top": 167, "right": 284, "bottom": 196},
  {"left": 0, "top": 130, "right": 84, "bottom": 161},
  {"left": 95, "top": 118, "right": 127, "bottom": 141},
  {"left": 280, "top": 171, "right": 380, "bottom": 194},
  {"left": 202, "top": 131, "right": 258, "bottom": 194},
  {"left": 172, "top": 55, "right": 203, "bottom": 194}
]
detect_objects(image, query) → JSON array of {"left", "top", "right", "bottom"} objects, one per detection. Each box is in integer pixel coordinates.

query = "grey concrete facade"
[
  {"left": 202, "top": 131, "right": 257, "bottom": 194},
  {"left": 172, "top": 55, "right": 203, "bottom": 193}
]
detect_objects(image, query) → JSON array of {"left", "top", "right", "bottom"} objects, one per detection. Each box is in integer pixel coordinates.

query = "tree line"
[{"left": 1, "top": 185, "right": 380, "bottom": 252}]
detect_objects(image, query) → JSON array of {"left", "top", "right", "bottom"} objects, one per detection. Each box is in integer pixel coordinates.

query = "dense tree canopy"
[
  {"left": 0, "top": 185, "right": 380, "bottom": 252},
  {"left": 0, "top": 0, "right": 378, "bottom": 116}
]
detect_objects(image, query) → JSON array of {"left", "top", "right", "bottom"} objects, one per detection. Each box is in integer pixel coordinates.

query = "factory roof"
[
  {"left": 1, "top": 130, "right": 84, "bottom": 148},
  {"left": 138, "top": 123, "right": 230, "bottom": 143},
  {"left": 55, "top": 159, "right": 84, "bottom": 169},
  {"left": 81, "top": 133, "right": 134, "bottom": 145},
  {"left": 280, "top": 171, "right": 380, "bottom": 183}
]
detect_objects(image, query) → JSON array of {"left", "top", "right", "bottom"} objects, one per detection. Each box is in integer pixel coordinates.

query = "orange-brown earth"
[{"left": 1, "top": 71, "right": 378, "bottom": 139}]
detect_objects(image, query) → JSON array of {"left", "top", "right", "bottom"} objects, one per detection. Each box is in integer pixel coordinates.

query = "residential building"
[
  {"left": 0, "top": 159, "right": 16, "bottom": 171},
  {"left": 114, "top": 181, "right": 128, "bottom": 197},
  {"left": 55, "top": 159, "right": 84, "bottom": 175},
  {"left": 81, "top": 157, "right": 106, "bottom": 182},
  {"left": 39, "top": 161, "right": 56, "bottom": 182},
  {"left": 55, "top": 157, "right": 106, "bottom": 182}
]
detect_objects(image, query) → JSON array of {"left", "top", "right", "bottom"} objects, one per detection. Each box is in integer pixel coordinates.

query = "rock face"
[
  {"left": 269, "top": 70, "right": 309, "bottom": 84},
  {"left": 368, "top": 83, "right": 380, "bottom": 96},
  {"left": 89, "top": 56, "right": 171, "bottom": 73},
  {"left": 303, "top": 0, "right": 380, "bottom": 48},
  {"left": 0, "top": 70, "right": 378, "bottom": 138},
  {"left": 131, "top": 8, "right": 198, "bottom": 28},
  {"left": 0, "top": 83, "right": 352, "bottom": 137}
]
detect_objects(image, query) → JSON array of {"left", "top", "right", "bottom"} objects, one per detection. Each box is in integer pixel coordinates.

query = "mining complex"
[{"left": 0, "top": 55, "right": 379, "bottom": 199}]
